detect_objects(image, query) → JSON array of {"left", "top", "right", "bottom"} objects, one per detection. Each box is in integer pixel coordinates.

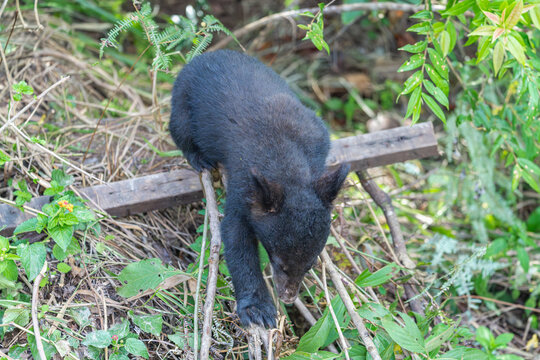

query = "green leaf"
[
  {"left": 14, "top": 217, "right": 39, "bottom": 235},
  {"left": 0, "top": 149, "right": 11, "bottom": 165},
  {"left": 425, "top": 323, "right": 457, "bottom": 352},
  {"left": 400, "top": 71, "right": 423, "bottom": 96},
  {"left": 423, "top": 80, "right": 449, "bottom": 109},
  {"left": 168, "top": 332, "right": 185, "bottom": 348},
  {"left": 398, "top": 53, "right": 425, "bottom": 72},
  {"left": 129, "top": 312, "right": 163, "bottom": 337},
  {"left": 425, "top": 64, "right": 449, "bottom": 96},
  {"left": 407, "top": 21, "right": 431, "bottom": 34},
  {"left": 526, "top": 207, "right": 540, "bottom": 232},
  {"left": 109, "top": 318, "right": 130, "bottom": 339},
  {"left": 475, "top": 326, "right": 494, "bottom": 351},
  {"left": 0, "top": 235, "right": 9, "bottom": 251},
  {"left": 110, "top": 354, "right": 129, "bottom": 360},
  {"left": 443, "top": 0, "right": 475, "bottom": 16},
  {"left": 506, "top": 35, "right": 526, "bottom": 64},
  {"left": 52, "top": 238, "right": 81, "bottom": 261},
  {"left": 422, "top": 92, "right": 447, "bottom": 123},
  {"left": 355, "top": 263, "right": 400, "bottom": 287},
  {"left": 28, "top": 332, "right": 56, "bottom": 360},
  {"left": 3, "top": 307, "right": 30, "bottom": 327},
  {"left": 117, "top": 258, "right": 187, "bottom": 297},
  {"left": 398, "top": 41, "right": 427, "bottom": 53},
  {"left": 493, "top": 40, "right": 505, "bottom": 75},
  {"left": 51, "top": 169, "right": 74, "bottom": 187},
  {"left": 468, "top": 25, "right": 496, "bottom": 37},
  {"left": 440, "top": 30, "right": 451, "bottom": 56},
  {"left": 494, "top": 332, "right": 514, "bottom": 348},
  {"left": 69, "top": 307, "right": 92, "bottom": 329},
  {"left": 3, "top": 259, "right": 18, "bottom": 281},
  {"left": 17, "top": 242, "right": 46, "bottom": 281},
  {"left": 517, "top": 158, "right": 540, "bottom": 177},
  {"left": 516, "top": 246, "right": 530, "bottom": 273},
  {"left": 530, "top": 6, "right": 540, "bottom": 30},
  {"left": 405, "top": 87, "right": 422, "bottom": 119},
  {"left": 57, "top": 262, "right": 72, "bottom": 273},
  {"left": 410, "top": 10, "right": 433, "bottom": 20},
  {"left": 49, "top": 225, "right": 74, "bottom": 252},
  {"left": 505, "top": 0, "right": 523, "bottom": 29},
  {"left": 440, "top": 347, "right": 489, "bottom": 360},
  {"left": 125, "top": 338, "right": 149, "bottom": 359},
  {"left": 427, "top": 48, "right": 448, "bottom": 80},
  {"left": 82, "top": 330, "right": 111, "bottom": 348},
  {"left": 297, "top": 312, "right": 332, "bottom": 352},
  {"left": 381, "top": 314, "right": 425, "bottom": 353}
]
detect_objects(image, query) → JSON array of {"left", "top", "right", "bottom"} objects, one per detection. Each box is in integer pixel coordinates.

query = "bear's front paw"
[{"left": 237, "top": 297, "right": 277, "bottom": 328}]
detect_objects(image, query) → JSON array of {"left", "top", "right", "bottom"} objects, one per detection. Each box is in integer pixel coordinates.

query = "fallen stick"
[
  {"left": 1, "top": 122, "right": 438, "bottom": 235},
  {"left": 320, "top": 249, "right": 382, "bottom": 360},
  {"left": 31, "top": 262, "right": 48, "bottom": 360},
  {"left": 210, "top": 2, "right": 445, "bottom": 50},
  {"left": 198, "top": 170, "right": 223, "bottom": 360}
]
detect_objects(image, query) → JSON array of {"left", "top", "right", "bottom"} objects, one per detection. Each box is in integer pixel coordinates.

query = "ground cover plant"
[{"left": 0, "top": 0, "right": 538, "bottom": 359}]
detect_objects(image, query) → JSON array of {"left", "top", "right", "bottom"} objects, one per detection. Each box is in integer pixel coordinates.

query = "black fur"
[{"left": 170, "top": 50, "right": 349, "bottom": 328}]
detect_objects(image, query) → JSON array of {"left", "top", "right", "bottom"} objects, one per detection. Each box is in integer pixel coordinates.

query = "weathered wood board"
[{"left": 0, "top": 122, "right": 438, "bottom": 235}]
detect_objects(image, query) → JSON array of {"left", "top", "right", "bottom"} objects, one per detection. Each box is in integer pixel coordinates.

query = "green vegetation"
[{"left": 0, "top": 0, "right": 538, "bottom": 359}]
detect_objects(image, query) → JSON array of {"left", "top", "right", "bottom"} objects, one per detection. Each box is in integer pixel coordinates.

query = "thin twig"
[
  {"left": 322, "top": 263, "right": 350, "bottom": 359},
  {"left": 356, "top": 170, "right": 415, "bottom": 269},
  {"left": 320, "top": 249, "right": 382, "bottom": 360},
  {"left": 193, "top": 210, "right": 209, "bottom": 360},
  {"left": 0, "top": 0, "right": 9, "bottom": 20},
  {"left": 31, "top": 261, "right": 48, "bottom": 360},
  {"left": 33, "top": 0, "right": 43, "bottom": 29},
  {"left": 199, "top": 169, "right": 223, "bottom": 360},
  {"left": 210, "top": 2, "right": 445, "bottom": 50}
]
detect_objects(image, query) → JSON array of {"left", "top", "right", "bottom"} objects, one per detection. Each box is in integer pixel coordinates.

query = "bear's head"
[{"left": 249, "top": 164, "right": 349, "bottom": 303}]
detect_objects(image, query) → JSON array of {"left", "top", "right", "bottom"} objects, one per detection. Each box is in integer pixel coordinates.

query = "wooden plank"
[{"left": 0, "top": 122, "right": 438, "bottom": 235}]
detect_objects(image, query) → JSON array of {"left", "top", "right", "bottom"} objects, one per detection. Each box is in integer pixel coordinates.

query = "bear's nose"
[{"left": 279, "top": 289, "right": 298, "bottom": 304}]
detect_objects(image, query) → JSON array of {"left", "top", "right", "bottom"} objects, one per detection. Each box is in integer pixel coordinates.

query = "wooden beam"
[{"left": 0, "top": 122, "right": 438, "bottom": 235}]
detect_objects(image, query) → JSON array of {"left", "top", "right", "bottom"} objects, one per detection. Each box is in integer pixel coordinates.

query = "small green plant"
[
  {"left": 298, "top": 2, "right": 331, "bottom": 54},
  {"left": 100, "top": 1, "right": 236, "bottom": 68},
  {"left": 12, "top": 80, "right": 34, "bottom": 101}
]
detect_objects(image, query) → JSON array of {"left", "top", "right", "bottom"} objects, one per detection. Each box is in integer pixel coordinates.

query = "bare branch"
[
  {"left": 31, "top": 261, "right": 48, "bottom": 360},
  {"left": 199, "top": 169, "right": 223, "bottom": 360}
]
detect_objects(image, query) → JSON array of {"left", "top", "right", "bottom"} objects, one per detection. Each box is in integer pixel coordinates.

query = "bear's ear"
[
  {"left": 314, "top": 164, "right": 350, "bottom": 205},
  {"left": 250, "top": 169, "right": 284, "bottom": 215}
]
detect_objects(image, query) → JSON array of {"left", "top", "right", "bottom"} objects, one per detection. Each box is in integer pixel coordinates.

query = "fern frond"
[
  {"left": 100, "top": 17, "right": 137, "bottom": 58},
  {"left": 186, "top": 34, "right": 213, "bottom": 62}
]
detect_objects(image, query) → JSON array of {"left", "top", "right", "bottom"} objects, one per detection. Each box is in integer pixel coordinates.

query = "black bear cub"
[{"left": 170, "top": 50, "right": 349, "bottom": 328}]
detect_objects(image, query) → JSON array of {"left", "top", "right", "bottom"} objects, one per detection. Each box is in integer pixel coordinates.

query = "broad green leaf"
[
  {"left": 355, "top": 263, "right": 400, "bottom": 287},
  {"left": 57, "top": 262, "right": 72, "bottom": 273},
  {"left": 494, "top": 332, "right": 514, "bottom": 348},
  {"left": 0, "top": 149, "right": 11, "bottom": 165},
  {"left": 398, "top": 53, "right": 425, "bottom": 72},
  {"left": 52, "top": 238, "right": 81, "bottom": 261},
  {"left": 506, "top": 35, "right": 526, "bottom": 64},
  {"left": 443, "top": 0, "right": 475, "bottom": 16},
  {"left": 117, "top": 258, "right": 187, "bottom": 297},
  {"left": 475, "top": 326, "right": 494, "bottom": 350},
  {"left": 109, "top": 318, "right": 130, "bottom": 339},
  {"left": 14, "top": 217, "right": 38, "bottom": 235},
  {"left": 129, "top": 312, "right": 163, "bottom": 337},
  {"left": 17, "top": 242, "right": 46, "bottom": 281},
  {"left": 72, "top": 208, "right": 95, "bottom": 223},
  {"left": 440, "top": 30, "right": 451, "bottom": 56},
  {"left": 425, "top": 323, "right": 457, "bottom": 352},
  {"left": 423, "top": 80, "right": 449, "bottom": 108},
  {"left": 70, "top": 307, "right": 92, "bottom": 329},
  {"left": 168, "top": 332, "right": 185, "bottom": 348},
  {"left": 438, "top": 347, "right": 489, "bottom": 360},
  {"left": 110, "top": 354, "right": 129, "bottom": 360},
  {"left": 297, "top": 312, "right": 332, "bottom": 352},
  {"left": 505, "top": 0, "right": 523, "bottom": 29},
  {"left": 49, "top": 225, "right": 74, "bottom": 251},
  {"left": 405, "top": 87, "right": 422, "bottom": 119},
  {"left": 493, "top": 41, "right": 505, "bottom": 75},
  {"left": 400, "top": 71, "right": 423, "bottom": 96},
  {"left": 284, "top": 351, "right": 339, "bottom": 360},
  {"left": 3, "top": 307, "right": 30, "bottom": 327},
  {"left": 0, "top": 235, "right": 8, "bottom": 251},
  {"left": 485, "top": 238, "right": 507, "bottom": 257},
  {"left": 28, "top": 333, "right": 56, "bottom": 360},
  {"left": 3, "top": 259, "right": 18, "bottom": 281},
  {"left": 82, "top": 330, "right": 112, "bottom": 348},
  {"left": 125, "top": 338, "right": 149, "bottom": 359},
  {"left": 399, "top": 41, "right": 427, "bottom": 53},
  {"left": 468, "top": 25, "right": 496, "bottom": 37},
  {"left": 51, "top": 169, "right": 74, "bottom": 187},
  {"left": 381, "top": 315, "right": 425, "bottom": 353},
  {"left": 422, "top": 92, "right": 447, "bottom": 123}
]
